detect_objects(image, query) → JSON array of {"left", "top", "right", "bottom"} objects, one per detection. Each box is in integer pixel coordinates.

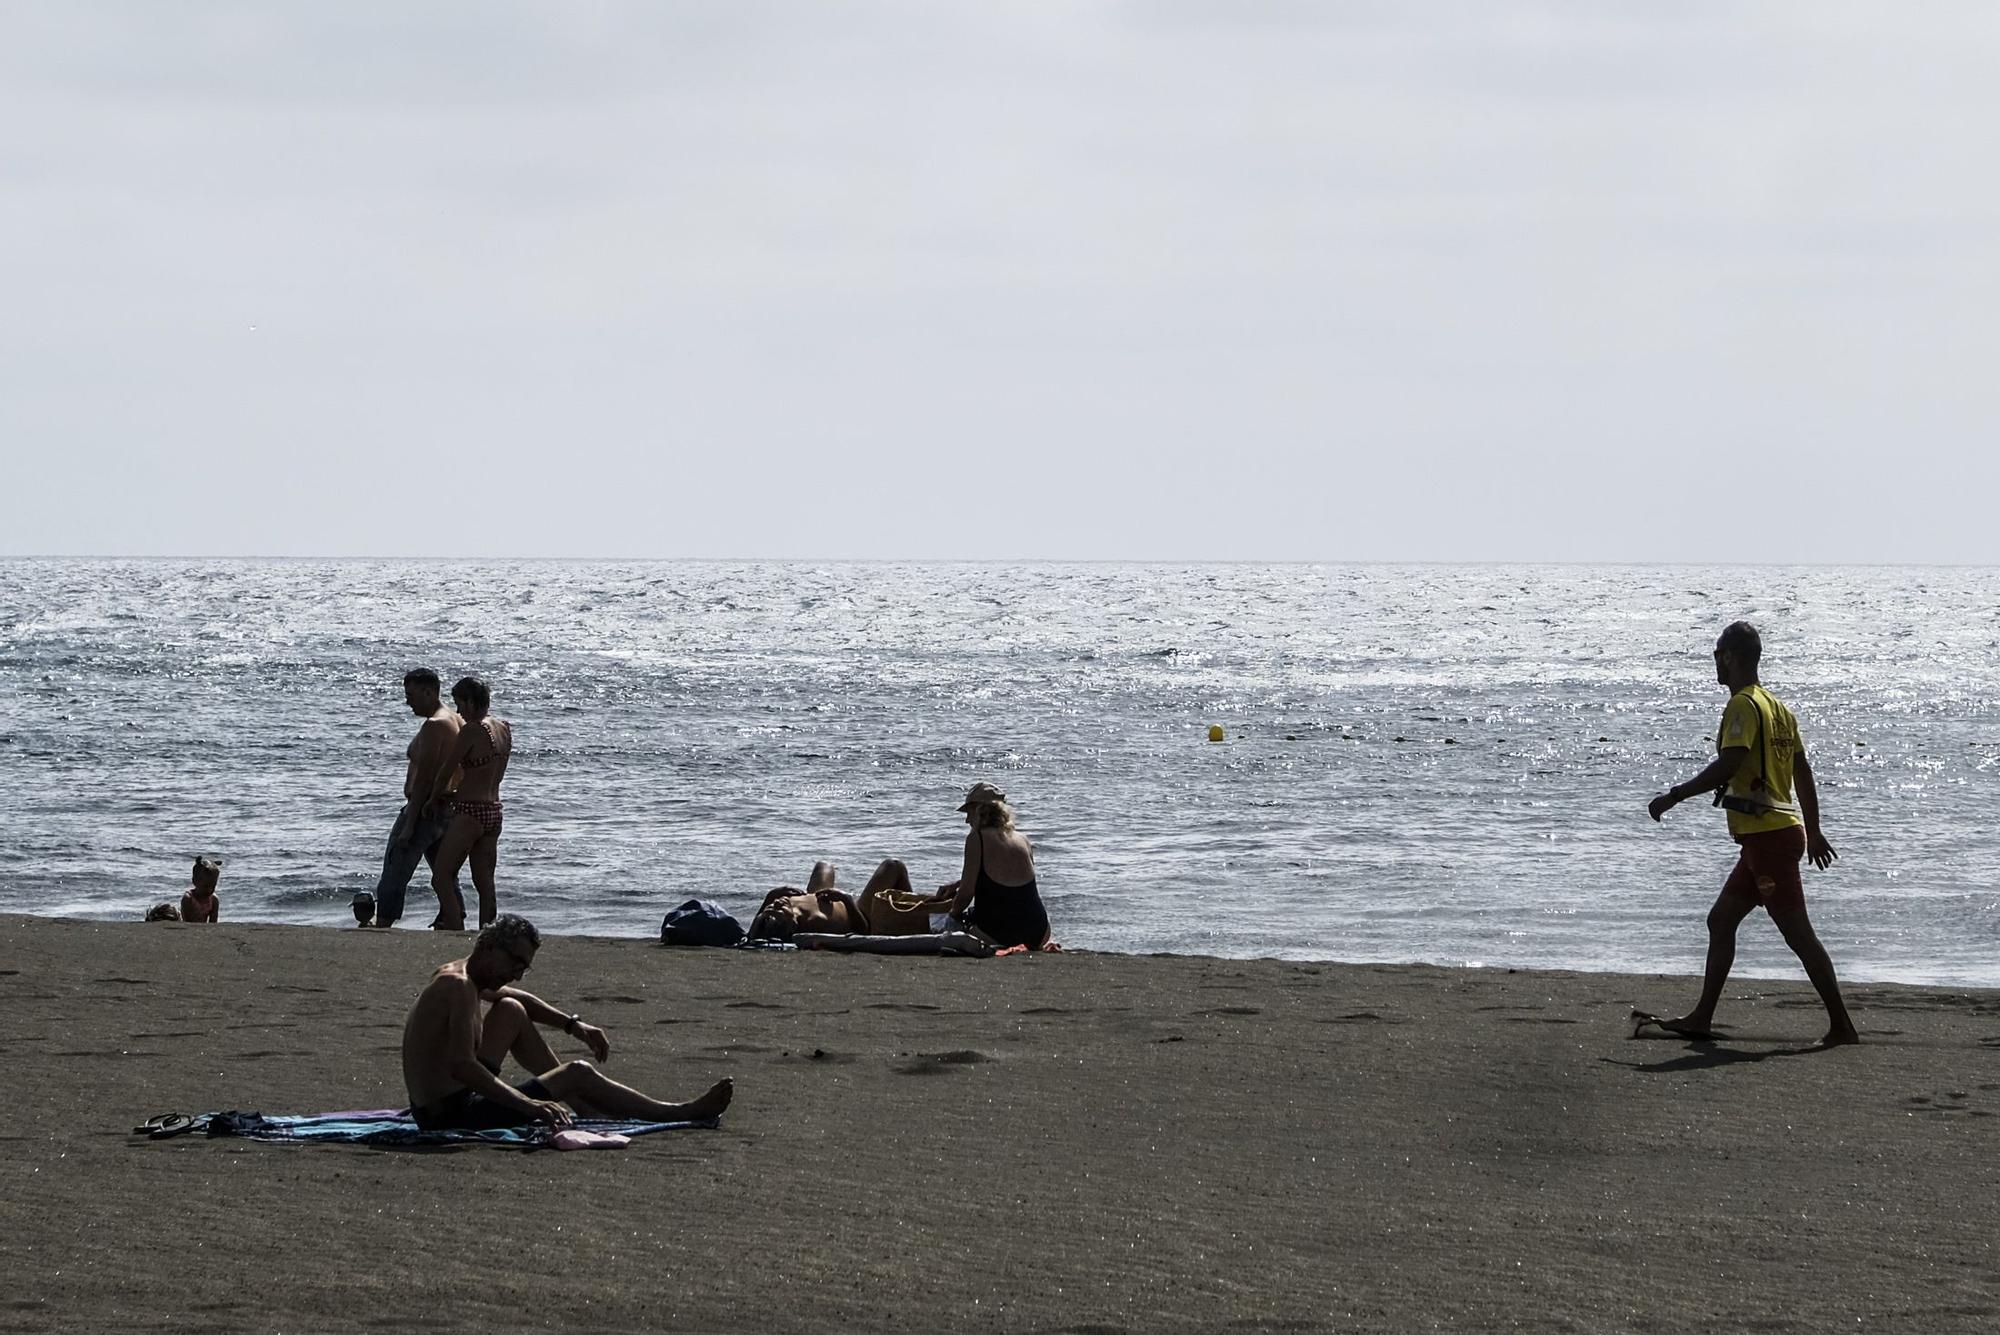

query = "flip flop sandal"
[
  {"left": 1629, "top": 1010, "right": 1721, "bottom": 1042},
  {"left": 134, "top": 1113, "right": 200, "bottom": 1139}
]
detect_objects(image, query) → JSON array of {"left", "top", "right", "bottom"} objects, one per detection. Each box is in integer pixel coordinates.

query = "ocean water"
[{"left": 0, "top": 559, "right": 1994, "bottom": 985}]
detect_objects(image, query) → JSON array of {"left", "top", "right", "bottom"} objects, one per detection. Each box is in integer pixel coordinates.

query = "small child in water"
[{"left": 180, "top": 857, "right": 221, "bottom": 924}]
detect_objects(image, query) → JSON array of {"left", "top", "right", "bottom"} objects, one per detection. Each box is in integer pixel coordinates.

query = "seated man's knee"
[
  {"left": 544, "top": 1059, "right": 595, "bottom": 1087},
  {"left": 878, "top": 857, "right": 907, "bottom": 876}
]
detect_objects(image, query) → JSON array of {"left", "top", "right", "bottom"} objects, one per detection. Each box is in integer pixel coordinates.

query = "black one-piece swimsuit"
[{"left": 967, "top": 863, "right": 1050, "bottom": 949}]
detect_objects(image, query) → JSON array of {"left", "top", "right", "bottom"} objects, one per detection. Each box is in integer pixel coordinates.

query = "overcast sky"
[{"left": 2, "top": 3, "right": 1995, "bottom": 561}]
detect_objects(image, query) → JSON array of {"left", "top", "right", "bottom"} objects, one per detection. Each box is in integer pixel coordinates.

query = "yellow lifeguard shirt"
[{"left": 1717, "top": 684, "right": 1805, "bottom": 836}]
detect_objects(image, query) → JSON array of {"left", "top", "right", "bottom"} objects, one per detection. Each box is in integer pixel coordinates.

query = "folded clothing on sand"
[{"left": 133, "top": 1109, "right": 715, "bottom": 1149}]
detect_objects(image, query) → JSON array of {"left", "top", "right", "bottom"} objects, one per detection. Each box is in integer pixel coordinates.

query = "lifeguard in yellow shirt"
[{"left": 1637, "top": 621, "right": 1858, "bottom": 1047}]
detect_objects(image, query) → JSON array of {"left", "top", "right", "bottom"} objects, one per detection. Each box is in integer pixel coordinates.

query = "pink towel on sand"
[{"left": 551, "top": 1129, "right": 633, "bottom": 1150}]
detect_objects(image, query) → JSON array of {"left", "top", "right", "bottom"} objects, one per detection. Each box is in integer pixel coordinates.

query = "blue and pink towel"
[{"left": 134, "top": 1108, "right": 716, "bottom": 1150}]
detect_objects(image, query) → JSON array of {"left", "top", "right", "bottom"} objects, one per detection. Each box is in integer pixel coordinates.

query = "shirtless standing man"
[
  {"left": 401, "top": 914, "right": 733, "bottom": 1130},
  {"left": 1640, "top": 621, "right": 1858, "bottom": 1047},
  {"left": 355, "top": 669, "right": 461, "bottom": 930}
]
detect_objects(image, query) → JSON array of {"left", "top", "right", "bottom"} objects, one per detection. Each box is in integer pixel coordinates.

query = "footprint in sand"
[
  {"left": 894, "top": 1049, "right": 992, "bottom": 1075},
  {"left": 1906, "top": 1091, "right": 1979, "bottom": 1117},
  {"left": 865, "top": 1002, "right": 940, "bottom": 1012},
  {"left": 778, "top": 1048, "right": 855, "bottom": 1065},
  {"left": 1193, "top": 1006, "right": 1262, "bottom": 1017},
  {"left": 579, "top": 994, "right": 648, "bottom": 1006},
  {"left": 726, "top": 1001, "right": 788, "bottom": 1010}
]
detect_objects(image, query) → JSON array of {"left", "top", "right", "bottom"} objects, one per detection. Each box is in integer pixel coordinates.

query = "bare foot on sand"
[
  {"left": 676, "top": 1079, "right": 733, "bottom": 1121},
  {"left": 1819, "top": 1027, "right": 1861, "bottom": 1047}
]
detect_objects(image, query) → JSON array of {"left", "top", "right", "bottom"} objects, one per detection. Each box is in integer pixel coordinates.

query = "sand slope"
[{"left": 2, "top": 915, "right": 1996, "bottom": 1333}]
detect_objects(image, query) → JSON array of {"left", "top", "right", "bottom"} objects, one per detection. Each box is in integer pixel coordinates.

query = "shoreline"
[
  {"left": 15, "top": 907, "right": 1999, "bottom": 992},
  {"left": 5, "top": 914, "right": 1998, "bottom": 1332}
]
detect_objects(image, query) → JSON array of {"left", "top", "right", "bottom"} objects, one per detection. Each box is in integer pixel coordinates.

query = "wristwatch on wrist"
[{"left": 564, "top": 1013, "right": 581, "bottom": 1035}]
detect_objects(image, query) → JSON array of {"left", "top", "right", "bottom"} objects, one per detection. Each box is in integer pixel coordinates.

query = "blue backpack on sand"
[{"left": 660, "top": 899, "right": 746, "bottom": 948}]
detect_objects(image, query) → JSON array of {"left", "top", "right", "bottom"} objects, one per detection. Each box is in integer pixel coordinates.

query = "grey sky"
[{"left": 3, "top": 3, "right": 1995, "bottom": 560}]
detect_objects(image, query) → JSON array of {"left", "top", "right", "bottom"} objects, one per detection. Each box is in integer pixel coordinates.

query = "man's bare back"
[{"left": 401, "top": 959, "right": 495, "bottom": 1109}]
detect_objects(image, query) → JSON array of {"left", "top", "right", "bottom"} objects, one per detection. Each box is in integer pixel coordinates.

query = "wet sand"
[{"left": 2, "top": 913, "right": 1997, "bottom": 1333}]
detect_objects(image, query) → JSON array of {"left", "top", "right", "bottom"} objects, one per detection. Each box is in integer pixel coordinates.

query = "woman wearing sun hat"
[{"left": 941, "top": 782, "right": 1052, "bottom": 950}]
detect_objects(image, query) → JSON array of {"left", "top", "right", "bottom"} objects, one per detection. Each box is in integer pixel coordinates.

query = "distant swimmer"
[
  {"left": 1638, "top": 621, "right": 1857, "bottom": 1047},
  {"left": 400, "top": 914, "right": 732, "bottom": 1130},
  {"left": 942, "top": 783, "right": 1055, "bottom": 951},
  {"left": 179, "top": 856, "right": 221, "bottom": 923},
  {"left": 358, "top": 669, "right": 462, "bottom": 929},
  {"left": 423, "top": 676, "right": 512, "bottom": 932}
]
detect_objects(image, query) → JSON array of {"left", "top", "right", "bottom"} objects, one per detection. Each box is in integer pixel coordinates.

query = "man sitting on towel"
[
  {"left": 749, "top": 859, "right": 953, "bottom": 940},
  {"left": 401, "top": 914, "right": 733, "bottom": 1130}
]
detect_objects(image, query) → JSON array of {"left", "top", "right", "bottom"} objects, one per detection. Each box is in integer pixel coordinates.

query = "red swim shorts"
[{"left": 1721, "top": 825, "right": 1807, "bottom": 914}]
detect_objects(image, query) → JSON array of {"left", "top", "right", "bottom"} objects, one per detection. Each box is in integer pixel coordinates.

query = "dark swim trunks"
[
  {"left": 410, "top": 1076, "right": 552, "bottom": 1131},
  {"left": 1720, "top": 825, "right": 1807, "bottom": 915}
]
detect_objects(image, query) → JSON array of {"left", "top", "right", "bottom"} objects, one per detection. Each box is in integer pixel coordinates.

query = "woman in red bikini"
[{"left": 424, "top": 676, "right": 513, "bottom": 931}]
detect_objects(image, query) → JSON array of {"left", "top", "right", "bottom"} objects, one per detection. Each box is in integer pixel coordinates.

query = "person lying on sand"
[
  {"left": 401, "top": 914, "right": 732, "bottom": 1130},
  {"left": 749, "top": 859, "right": 953, "bottom": 940},
  {"left": 180, "top": 857, "right": 221, "bottom": 924}
]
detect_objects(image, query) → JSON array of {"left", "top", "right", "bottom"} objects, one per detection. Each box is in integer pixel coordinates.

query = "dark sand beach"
[{"left": 3, "top": 913, "right": 1997, "bottom": 1333}]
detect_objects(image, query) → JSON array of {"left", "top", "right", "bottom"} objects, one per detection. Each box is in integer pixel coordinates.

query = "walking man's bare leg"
[
  {"left": 1768, "top": 905, "right": 1860, "bottom": 1046},
  {"left": 1650, "top": 893, "right": 1757, "bottom": 1037}
]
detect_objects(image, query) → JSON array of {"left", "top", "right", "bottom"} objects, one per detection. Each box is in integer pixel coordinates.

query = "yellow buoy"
[{"left": 1207, "top": 724, "right": 1225, "bottom": 743}]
